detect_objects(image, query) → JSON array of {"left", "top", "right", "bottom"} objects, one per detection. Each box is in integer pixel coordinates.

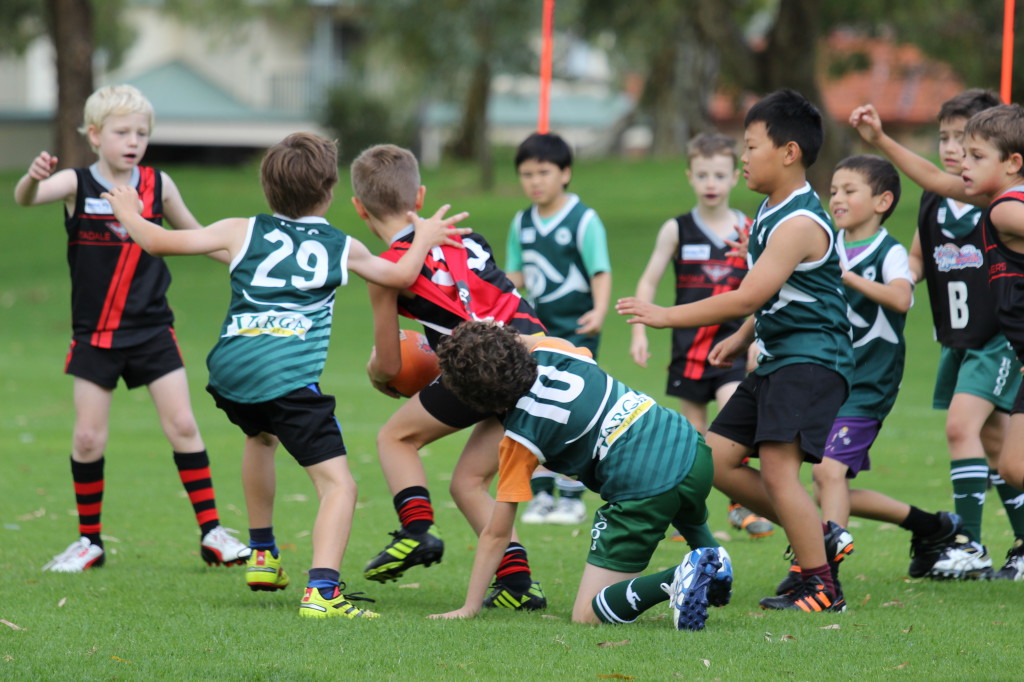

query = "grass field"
[{"left": 1, "top": 155, "right": 1022, "bottom": 681}]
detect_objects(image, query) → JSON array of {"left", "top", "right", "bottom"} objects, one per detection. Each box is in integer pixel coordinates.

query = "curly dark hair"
[{"left": 437, "top": 322, "right": 538, "bottom": 415}]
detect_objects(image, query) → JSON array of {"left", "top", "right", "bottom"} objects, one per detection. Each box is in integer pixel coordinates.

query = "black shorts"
[
  {"left": 667, "top": 367, "right": 746, "bottom": 403},
  {"left": 419, "top": 374, "right": 493, "bottom": 429},
  {"left": 708, "top": 363, "right": 848, "bottom": 462},
  {"left": 207, "top": 384, "right": 346, "bottom": 467},
  {"left": 64, "top": 327, "right": 184, "bottom": 390}
]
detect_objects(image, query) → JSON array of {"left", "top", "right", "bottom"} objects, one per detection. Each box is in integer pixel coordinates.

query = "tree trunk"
[
  {"left": 696, "top": 0, "right": 847, "bottom": 195},
  {"left": 46, "top": 0, "right": 95, "bottom": 169},
  {"left": 447, "top": 9, "right": 494, "bottom": 189}
]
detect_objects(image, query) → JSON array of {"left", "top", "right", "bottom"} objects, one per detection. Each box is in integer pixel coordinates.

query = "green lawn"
[{"left": 0, "top": 155, "right": 1021, "bottom": 681}]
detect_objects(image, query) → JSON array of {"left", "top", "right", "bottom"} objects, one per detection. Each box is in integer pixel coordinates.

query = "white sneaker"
[
  {"left": 662, "top": 547, "right": 720, "bottom": 631},
  {"left": 546, "top": 497, "right": 587, "bottom": 525},
  {"left": 42, "top": 537, "right": 104, "bottom": 572},
  {"left": 521, "top": 491, "right": 556, "bottom": 524},
  {"left": 928, "top": 535, "right": 993, "bottom": 579},
  {"left": 994, "top": 539, "right": 1024, "bottom": 581},
  {"left": 200, "top": 526, "right": 251, "bottom": 566}
]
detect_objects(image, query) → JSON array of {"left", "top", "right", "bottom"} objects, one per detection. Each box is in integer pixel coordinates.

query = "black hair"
[
  {"left": 514, "top": 132, "right": 573, "bottom": 170},
  {"left": 834, "top": 154, "right": 901, "bottom": 223},
  {"left": 744, "top": 88, "right": 824, "bottom": 167}
]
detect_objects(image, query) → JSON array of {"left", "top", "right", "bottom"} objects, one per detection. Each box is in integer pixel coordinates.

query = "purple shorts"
[{"left": 823, "top": 417, "right": 881, "bottom": 478}]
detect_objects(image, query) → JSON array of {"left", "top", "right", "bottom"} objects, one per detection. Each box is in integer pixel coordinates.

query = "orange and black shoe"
[
  {"left": 775, "top": 521, "right": 855, "bottom": 595},
  {"left": 759, "top": 577, "right": 846, "bottom": 613}
]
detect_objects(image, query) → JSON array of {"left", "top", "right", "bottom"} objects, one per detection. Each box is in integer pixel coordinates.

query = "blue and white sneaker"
[
  {"left": 663, "top": 547, "right": 721, "bottom": 631},
  {"left": 707, "top": 546, "right": 733, "bottom": 607}
]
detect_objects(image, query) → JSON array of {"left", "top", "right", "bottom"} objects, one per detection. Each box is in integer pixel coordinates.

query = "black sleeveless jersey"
[
  {"left": 65, "top": 165, "right": 173, "bottom": 348},
  {"left": 669, "top": 211, "right": 748, "bottom": 379},
  {"left": 983, "top": 188, "right": 1024, "bottom": 362},
  {"left": 917, "top": 190, "right": 999, "bottom": 348}
]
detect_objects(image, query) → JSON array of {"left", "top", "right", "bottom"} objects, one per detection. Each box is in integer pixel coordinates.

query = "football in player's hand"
[{"left": 387, "top": 329, "right": 441, "bottom": 398}]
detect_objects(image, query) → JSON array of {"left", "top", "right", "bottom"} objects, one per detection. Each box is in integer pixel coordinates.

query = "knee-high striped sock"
[
  {"left": 71, "top": 456, "right": 104, "bottom": 548},
  {"left": 174, "top": 451, "right": 220, "bottom": 536},
  {"left": 991, "top": 469, "right": 1024, "bottom": 540},
  {"left": 495, "top": 542, "right": 532, "bottom": 590},
  {"left": 950, "top": 458, "right": 988, "bottom": 543},
  {"left": 394, "top": 486, "right": 434, "bottom": 534},
  {"left": 592, "top": 571, "right": 673, "bottom": 624}
]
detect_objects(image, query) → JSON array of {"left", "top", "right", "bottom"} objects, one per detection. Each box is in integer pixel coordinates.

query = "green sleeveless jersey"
[
  {"left": 748, "top": 184, "right": 853, "bottom": 382},
  {"left": 207, "top": 214, "right": 350, "bottom": 403},
  {"left": 509, "top": 195, "right": 606, "bottom": 342},
  {"left": 837, "top": 229, "right": 911, "bottom": 420},
  {"left": 502, "top": 345, "right": 699, "bottom": 502}
]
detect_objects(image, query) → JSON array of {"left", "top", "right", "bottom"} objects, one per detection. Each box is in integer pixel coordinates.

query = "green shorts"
[
  {"left": 586, "top": 439, "right": 715, "bottom": 574},
  {"left": 932, "top": 335, "right": 1022, "bottom": 412}
]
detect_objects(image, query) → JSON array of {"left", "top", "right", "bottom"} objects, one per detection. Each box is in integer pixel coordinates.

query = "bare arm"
[
  {"left": 630, "top": 219, "right": 677, "bottom": 367},
  {"left": 617, "top": 216, "right": 828, "bottom": 329},
  {"left": 708, "top": 316, "right": 756, "bottom": 368},
  {"left": 842, "top": 272, "right": 913, "bottom": 313},
  {"left": 849, "top": 104, "right": 977, "bottom": 204},
  {"left": 14, "top": 152, "right": 77, "bottom": 208},
  {"left": 507, "top": 271, "right": 525, "bottom": 289},
  {"left": 347, "top": 205, "right": 470, "bottom": 288},
  {"left": 989, "top": 200, "right": 1024, "bottom": 252},
  {"left": 907, "top": 229, "right": 924, "bottom": 284},
  {"left": 366, "top": 283, "right": 403, "bottom": 397},
  {"left": 160, "top": 172, "right": 231, "bottom": 265},
  {"left": 429, "top": 500, "right": 517, "bottom": 620},
  {"left": 103, "top": 185, "right": 247, "bottom": 257},
  {"left": 576, "top": 270, "right": 611, "bottom": 336}
]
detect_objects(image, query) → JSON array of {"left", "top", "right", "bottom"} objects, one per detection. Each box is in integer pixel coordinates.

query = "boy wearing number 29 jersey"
[{"left": 103, "top": 132, "right": 469, "bottom": 619}]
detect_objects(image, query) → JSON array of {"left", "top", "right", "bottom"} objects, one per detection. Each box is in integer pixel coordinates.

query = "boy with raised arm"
[
  {"left": 850, "top": 93, "right": 1024, "bottom": 580},
  {"left": 618, "top": 89, "right": 854, "bottom": 612},
  {"left": 14, "top": 84, "right": 249, "bottom": 572},
  {"left": 104, "top": 132, "right": 468, "bottom": 618}
]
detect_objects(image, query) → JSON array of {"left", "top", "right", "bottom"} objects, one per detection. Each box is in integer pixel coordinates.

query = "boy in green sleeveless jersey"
[
  {"left": 851, "top": 96, "right": 1024, "bottom": 580},
  {"left": 506, "top": 132, "right": 611, "bottom": 525},
  {"left": 774, "top": 155, "right": 963, "bottom": 593},
  {"left": 103, "top": 133, "right": 469, "bottom": 619},
  {"left": 427, "top": 321, "right": 732, "bottom": 631},
  {"left": 619, "top": 89, "right": 854, "bottom": 613}
]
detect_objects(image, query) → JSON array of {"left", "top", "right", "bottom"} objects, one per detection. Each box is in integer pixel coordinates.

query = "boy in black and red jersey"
[
  {"left": 349, "top": 144, "right": 550, "bottom": 611},
  {"left": 965, "top": 105, "right": 1024, "bottom": 580},
  {"left": 629, "top": 132, "right": 773, "bottom": 540},
  {"left": 13, "top": 85, "right": 249, "bottom": 572}
]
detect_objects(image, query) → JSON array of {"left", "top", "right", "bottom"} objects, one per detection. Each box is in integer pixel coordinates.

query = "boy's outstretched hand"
[
  {"left": 616, "top": 297, "right": 669, "bottom": 328},
  {"left": 101, "top": 186, "right": 144, "bottom": 219},
  {"left": 849, "top": 104, "right": 884, "bottom": 144},
  {"left": 407, "top": 205, "right": 472, "bottom": 249}
]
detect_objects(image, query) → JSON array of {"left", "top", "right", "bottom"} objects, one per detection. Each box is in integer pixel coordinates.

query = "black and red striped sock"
[
  {"left": 71, "top": 456, "right": 104, "bottom": 548},
  {"left": 394, "top": 486, "right": 434, "bottom": 535},
  {"left": 495, "top": 542, "right": 532, "bottom": 590},
  {"left": 173, "top": 451, "right": 220, "bottom": 536}
]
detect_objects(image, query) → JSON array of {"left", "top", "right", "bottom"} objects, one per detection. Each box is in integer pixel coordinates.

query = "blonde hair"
[
  {"left": 260, "top": 133, "right": 339, "bottom": 219},
  {"left": 79, "top": 85, "right": 155, "bottom": 139},
  {"left": 350, "top": 144, "right": 421, "bottom": 219}
]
